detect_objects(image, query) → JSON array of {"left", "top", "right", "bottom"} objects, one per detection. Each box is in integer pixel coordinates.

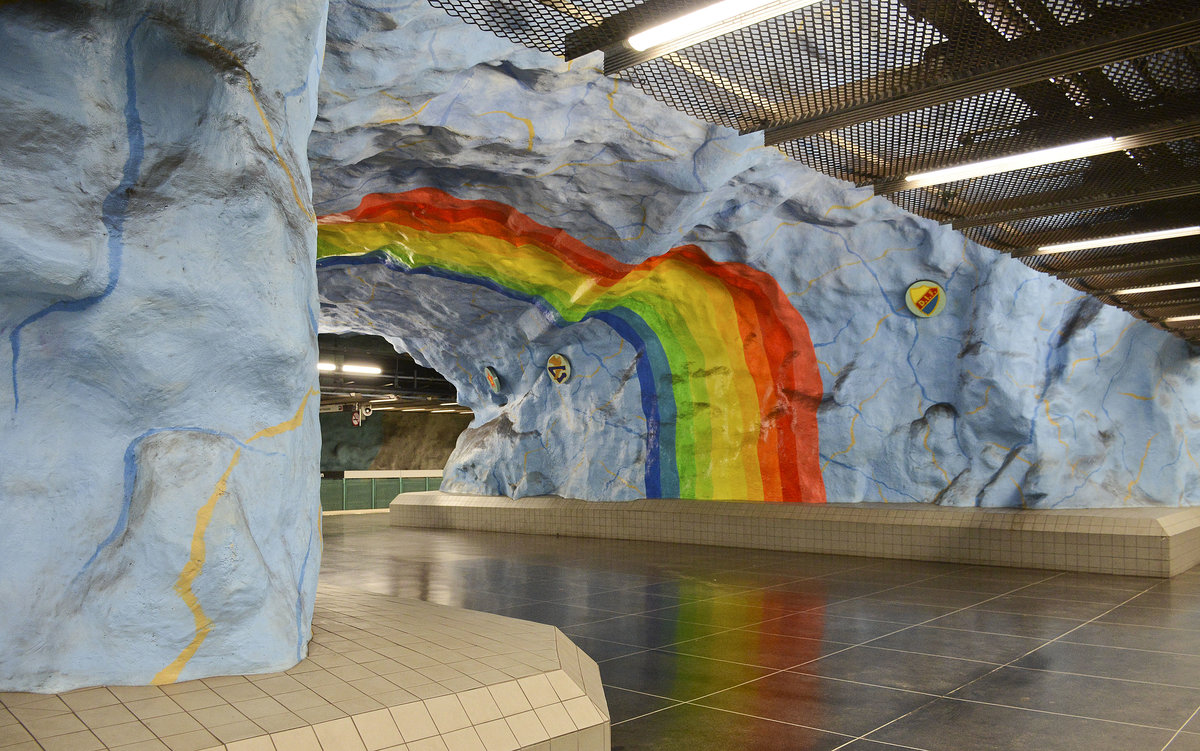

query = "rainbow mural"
[{"left": 316, "top": 189, "right": 826, "bottom": 503}]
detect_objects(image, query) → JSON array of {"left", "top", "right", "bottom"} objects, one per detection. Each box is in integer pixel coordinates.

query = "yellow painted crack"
[
  {"left": 599, "top": 461, "right": 640, "bottom": 493},
  {"left": 199, "top": 35, "right": 314, "bottom": 223},
  {"left": 1010, "top": 478, "right": 1027, "bottom": 509},
  {"left": 523, "top": 446, "right": 544, "bottom": 472},
  {"left": 153, "top": 388, "right": 318, "bottom": 683},
  {"left": 607, "top": 80, "right": 678, "bottom": 153},
  {"left": 987, "top": 443, "right": 1032, "bottom": 465},
  {"left": 1068, "top": 322, "right": 1134, "bottom": 383},
  {"left": 924, "top": 424, "right": 949, "bottom": 486},
  {"left": 1123, "top": 434, "right": 1157, "bottom": 505},
  {"left": 480, "top": 110, "right": 535, "bottom": 151},
  {"left": 1044, "top": 401, "right": 1069, "bottom": 452},
  {"left": 152, "top": 450, "right": 240, "bottom": 684},
  {"left": 966, "top": 385, "right": 991, "bottom": 416},
  {"left": 861, "top": 314, "right": 891, "bottom": 345},
  {"left": 824, "top": 414, "right": 858, "bottom": 472},
  {"left": 824, "top": 380, "right": 887, "bottom": 470},
  {"left": 823, "top": 194, "right": 873, "bottom": 217},
  {"left": 378, "top": 97, "right": 433, "bottom": 125}
]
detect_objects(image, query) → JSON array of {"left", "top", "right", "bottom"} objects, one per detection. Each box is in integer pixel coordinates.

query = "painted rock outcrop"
[
  {"left": 0, "top": 1, "right": 325, "bottom": 691},
  {"left": 313, "top": 0, "right": 1200, "bottom": 508}
]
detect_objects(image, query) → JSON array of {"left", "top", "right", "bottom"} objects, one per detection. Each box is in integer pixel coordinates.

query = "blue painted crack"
[
  {"left": 10, "top": 16, "right": 147, "bottom": 411},
  {"left": 75, "top": 426, "right": 280, "bottom": 582}
]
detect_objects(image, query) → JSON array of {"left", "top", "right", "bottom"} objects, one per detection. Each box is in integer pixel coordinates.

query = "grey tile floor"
[{"left": 323, "top": 514, "right": 1200, "bottom": 751}]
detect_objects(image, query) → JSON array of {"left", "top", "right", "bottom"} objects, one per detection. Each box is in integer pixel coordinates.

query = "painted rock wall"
[
  {"left": 0, "top": 2, "right": 325, "bottom": 691},
  {"left": 320, "top": 410, "right": 472, "bottom": 471},
  {"left": 312, "top": 0, "right": 1200, "bottom": 508}
]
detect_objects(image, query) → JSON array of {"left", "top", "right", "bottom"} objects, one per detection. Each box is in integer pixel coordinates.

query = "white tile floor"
[{"left": 0, "top": 585, "right": 609, "bottom": 751}]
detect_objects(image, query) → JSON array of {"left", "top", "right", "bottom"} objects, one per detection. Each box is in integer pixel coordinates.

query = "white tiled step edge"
[
  {"left": 0, "top": 585, "right": 609, "bottom": 751},
  {"left": 390, "top": 492, "right": 1200, "bottom": 577}
]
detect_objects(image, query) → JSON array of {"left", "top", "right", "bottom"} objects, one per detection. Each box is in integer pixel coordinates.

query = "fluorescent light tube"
[
  {"left": 400, "top": 407, "right": 427, "bottom": 412},
  {"left": 1038, "top": 226, "right": 1200, "bottom": 254},
  {"left": 905, "top": 137, "right": 1116, "bottom": 188},
  {"left": 1114, "top": 280, "right": 1200, "bottom": 296},
  {"left": 1165, "top": 314, "right": 1200, "bottom": 323},
  {"left": 440, "top": 402, "right": 459, "bottom": 406},
  {"left": 317, "top": 362, "right": 336, "bottom": 372},
  {"left": 341, "top": 364, "right": 382, "bottom": 375},
  {"left": 628, "top": 0, "right": 822, "bottom": 53},
  {"left": 431, "top": 408, "right": 458, "bottom": 413}
]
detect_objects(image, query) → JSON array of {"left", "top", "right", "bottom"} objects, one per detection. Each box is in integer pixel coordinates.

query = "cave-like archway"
[{"left": 316, "top": 188, "right": 828, "bottom": 503}]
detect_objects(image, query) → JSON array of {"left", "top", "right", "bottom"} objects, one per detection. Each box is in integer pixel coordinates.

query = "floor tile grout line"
[
  {"left": 1160, "top": 703, "right": 1200, "bottom": 751},
  {"left": 949, "top": 694, "right": 1196, "bottom": 732},
  {"left": 943, "top": 579, "right": 1163, "bottom": 701},
  {"left": 992, "top": 663, "right": 1200, "bottom": 692},
  {"left": 666, "top": 699, "right": 861, "bottom": 741},
  {"left": 810, "top": 572, "right": 1076, "bottom": 751}
]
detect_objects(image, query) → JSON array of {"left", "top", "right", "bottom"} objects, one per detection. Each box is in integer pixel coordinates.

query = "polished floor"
[{"left": 323, "top": 514, "right": 1200, "bottom": 751}]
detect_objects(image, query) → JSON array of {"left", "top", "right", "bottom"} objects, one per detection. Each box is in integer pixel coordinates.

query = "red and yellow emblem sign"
[{"left": 905, "top": 280, "right": 946, "bottom": 318}]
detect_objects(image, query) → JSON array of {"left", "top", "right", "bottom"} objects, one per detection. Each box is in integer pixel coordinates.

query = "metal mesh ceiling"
[{"left": 424, "top": 0, "right": 1200, "bottom": 342}]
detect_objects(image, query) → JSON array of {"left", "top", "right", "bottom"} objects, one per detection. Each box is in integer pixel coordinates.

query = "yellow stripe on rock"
[{"left": 153, "top": 388, "right": 318, "bottom": 683}]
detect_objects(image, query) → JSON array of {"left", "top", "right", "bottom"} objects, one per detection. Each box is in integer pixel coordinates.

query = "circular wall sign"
[
  {"left": 484, "top": 366, "right": 502, "bottom": 394},
  {"left": 905, "top": 280, "right": 946, "bottom": 318},
  {"left": 546, "top": 353, "right": 572, "bottom": 385}
]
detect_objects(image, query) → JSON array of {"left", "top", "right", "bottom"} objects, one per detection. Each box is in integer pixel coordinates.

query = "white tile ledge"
[{"left": 391, "top": 492, "right": 1200, "bottom": 577}]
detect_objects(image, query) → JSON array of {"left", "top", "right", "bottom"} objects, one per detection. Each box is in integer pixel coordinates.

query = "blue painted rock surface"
[
  {"left": 312, "top": 0, "right": 1200, "bottom": 508},
  {"left": 0, "top": 1, "right": 325, "bottom": 691}
]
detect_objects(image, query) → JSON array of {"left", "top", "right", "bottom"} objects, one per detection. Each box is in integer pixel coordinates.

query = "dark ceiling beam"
[
  {"left": 872, "top": 111, "right": 1200, "bottom": 195},
  {"left": 965, "top": 194, "right": 1200, "bottom": 252},
  {"left": 764, "top": 3, "right": 1200, "bottom": 144},
  {"left": 950, "top": 180, "right": 1200, "bottom": 231},
  {"left": 562, "top": 0, "right": 710, "bottom": 60},
  {"left": 1031, "top": 253, "right": 1200, "bottom": 281}
]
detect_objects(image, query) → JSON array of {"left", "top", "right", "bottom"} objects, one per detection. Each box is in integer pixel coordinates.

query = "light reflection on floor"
[{"left": 323, "top": 514, "right": 1200, "bottom": 751}]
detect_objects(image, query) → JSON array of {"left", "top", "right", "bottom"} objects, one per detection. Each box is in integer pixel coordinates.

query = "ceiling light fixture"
[
  {"left": 317, "top": 362, "right": 336, "bottom": 372},
  {"left": 1114, "top": 280, "right": 1200, "bottom": 296},
  {"left": 1165, "top": 314, "right": 1200, "bottom": 323},
  {"left": 440, "top": 402, "right": 459, "bottom": 406},
  {"left": 341, "top": 364, "right": 383, "bottom": 375},
  {"left": 1037, "top": 226, "right": 1200, "bottom": 254},
  {"left": 627, "top": 0, "right": 823, "bottom": 54},
  {"left": 431, "top": 408, "right": 459, "bottom": 413},
  {"left": 904, "top": 137, "right": 1116, "bottom": 189},
  {"left": 400, "top": 407, "right": 427, "bottom": 412}
]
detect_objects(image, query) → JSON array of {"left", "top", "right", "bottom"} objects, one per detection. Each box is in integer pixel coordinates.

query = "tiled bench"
[{"left": 390, "top": 492, "right": 1200, "bottom": 577}]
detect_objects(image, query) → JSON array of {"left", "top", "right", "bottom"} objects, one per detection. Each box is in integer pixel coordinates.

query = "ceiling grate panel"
[{"left": 422, "top": 0, "right": 1200, "bottom": 341}]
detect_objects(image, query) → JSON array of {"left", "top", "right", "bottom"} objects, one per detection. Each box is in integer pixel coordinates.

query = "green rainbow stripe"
[{"left": 316, "top": 188, "right": 825, "bottom": 502}]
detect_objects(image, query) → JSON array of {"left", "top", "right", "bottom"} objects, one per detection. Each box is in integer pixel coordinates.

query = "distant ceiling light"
[
  {"left": 1036, "top": 226, "right": 1200, "bottom": 254},
  {"left": 317, "top": 362, "right": 336, "bottom": 372},
  {"left": 1165, "top": 314, "right": 1200, "bottom": 323},
  {"left": 400, "top": 407, "right": 428, "bottom": 412},
  {"left": 431, "top": 408, "right": 459, "bottom": 413},
  {"left": 904, "top": 137, "right": 1116, "bottom": 189},
  {"left": 1114, "top": 280, "right": 1200, "bottom": 296},
  {"left": 628, "top": 0, "right": 823, "bottom": 54},
  {"left": 341, "top": 364, "right": 383, "bottom": 375},
  {"left": 440, "top": 402, "right": 459, "bottom": 406}
]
